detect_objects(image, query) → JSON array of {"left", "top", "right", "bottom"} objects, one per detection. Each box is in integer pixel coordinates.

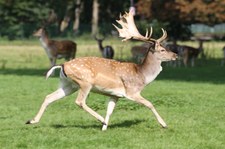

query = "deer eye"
[{"left": 161, "top": 49, "right": 166, "bottom": 52}]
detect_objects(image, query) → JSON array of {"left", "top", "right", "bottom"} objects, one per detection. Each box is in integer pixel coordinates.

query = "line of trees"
[
  {"left": 0, "top": 0, "right": 224, "bottom": 40},
  {"left": 136, "top": 0, "right": 225, "bottom": 40},
  {"left": 0, "top": 0, "right": 129, "bottom": 39}
]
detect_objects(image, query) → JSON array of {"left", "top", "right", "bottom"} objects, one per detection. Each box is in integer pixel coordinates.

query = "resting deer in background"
[
  {"left": 94, "top": 35, "right": 114, "bottom": 59},
  {"left": 26, "top": 11, "right": 177, "bottom": 131},
  {"left": 33, "top": 28, "right": 77, "bottom": 67}
]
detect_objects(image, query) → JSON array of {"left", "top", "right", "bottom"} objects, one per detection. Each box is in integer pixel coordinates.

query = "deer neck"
[
  {"left": 39, "top": 33, "right": 50, "bottom": 49},
  {"left": 97, "top": 42, "right": 104, "bottom": 52},
  {"left": 39, "top": 33, "right": 53, "bottom": 59},
  {"left": 138, "top": 51, "right": 162, "bottom": 84}
]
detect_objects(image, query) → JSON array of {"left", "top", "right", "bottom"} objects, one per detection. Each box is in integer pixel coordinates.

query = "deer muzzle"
[{"left": 172, "top": 53, "right": 178, "bottom": 60}]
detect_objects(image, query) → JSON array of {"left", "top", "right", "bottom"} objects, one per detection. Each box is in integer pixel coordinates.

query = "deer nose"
[{"left": 172, "top": 53, "right": 178, "bottom": 60}]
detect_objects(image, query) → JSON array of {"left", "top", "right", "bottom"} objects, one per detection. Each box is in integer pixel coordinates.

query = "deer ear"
[{"left": 147, "top": 43, "right": 156, "bottom": 53}]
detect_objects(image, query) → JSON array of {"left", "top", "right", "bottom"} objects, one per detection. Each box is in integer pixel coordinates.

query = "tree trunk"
[
  {"left": 91, "top": 0, "right": 99, "bottom": 36},
  {"left": 73, "top": 0, "right": 83, "bottom": 33},
  {"left": 60, "top": 1, "right": 74, "bottom": 32}
]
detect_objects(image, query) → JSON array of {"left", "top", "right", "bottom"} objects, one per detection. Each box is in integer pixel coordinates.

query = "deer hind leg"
[
  {"left": 126, "top": 94, "right": 167, "bottom": 128},
  {"left": 102, "top": 98, "right": 118, "bottom": 131},
  {"left": 75, "top": 85, "right": 105, "bottom": 125},
  {"left": 26, "top": 79, "right": 76, "bottom": 124}
]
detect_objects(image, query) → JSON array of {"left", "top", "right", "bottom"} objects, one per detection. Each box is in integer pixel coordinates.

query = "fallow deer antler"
[
  {"left": 113, "top": 10, "right": 154, "bottom": 43},
  {"left": 113, "top": 10, "right": 168, "bottom": 44},
  {"left": 157, "top": 28, "right": 167, "bottom": 43}
]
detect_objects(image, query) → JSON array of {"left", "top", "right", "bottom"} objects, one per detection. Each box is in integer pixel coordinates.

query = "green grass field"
[{"left": 0, "top": 39, "right": 225, "bottom": 149}]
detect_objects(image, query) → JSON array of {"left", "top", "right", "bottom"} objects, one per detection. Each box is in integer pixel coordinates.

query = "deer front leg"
[
  {"left": 127, "top": 94, "right": 167, "bottom": 128},
  {"left": 26, "top": 86, "right": 75, "bottom": 124},
  {"left": 48, "top": 57, "right": 57, "bottom": 76},
  {"left": 75, "top": 86, "right": 105, "bottom": 125},
  {"left": 102, "top": 98, "right": 118, "bottom": 131}
]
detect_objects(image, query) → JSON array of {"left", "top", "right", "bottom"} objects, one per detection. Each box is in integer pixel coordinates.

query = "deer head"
[
  {"left": 33, "top": 28, "right": 47, "bottom": 37},
  {"left": 113, "top": 11, "right": 176, "bottom": 62}
]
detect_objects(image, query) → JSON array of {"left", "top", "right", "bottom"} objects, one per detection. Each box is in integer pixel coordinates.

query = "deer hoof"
[
  {"left": 102, "top": 124, "right": 108, "bottom": 131},
  {"left": 25, "top": 119, "right": 37, "bottom": 124},
  {"left": 162, "top": 125, "right": 168, "bottom": 128},
  {"left": 25, "top": 120, "right": 32, "bottom": 124},
  {"left": 101, "top": 121, "right": 106, "bottom": 126}
]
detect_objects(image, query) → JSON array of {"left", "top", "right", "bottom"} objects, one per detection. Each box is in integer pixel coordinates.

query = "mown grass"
[{"left": 0, "top": 39, "right": 225, "bottom": 149}]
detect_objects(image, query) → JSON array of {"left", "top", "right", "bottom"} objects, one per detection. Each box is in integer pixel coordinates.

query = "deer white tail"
[{"left": 46, "top": 65, "right": 62, "bottom": 79}]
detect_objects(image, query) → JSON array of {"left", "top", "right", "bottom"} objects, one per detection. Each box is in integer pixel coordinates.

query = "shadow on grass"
[
  {"left": 51, "top": 119, "right": 144, "bottom": 130},
  {"left": 0, "top": 68, "right": 60, "bottom": 77},
  {"left": 158, "top": 64, "right": 225, "bottom": 84}
]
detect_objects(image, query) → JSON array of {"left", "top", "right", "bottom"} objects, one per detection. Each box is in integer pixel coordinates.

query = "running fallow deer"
[
  {"left": 26, "top": 11, "right": 177, "bottom": 131},
  {"left": 33, "top": 28, "right": 77, "bottom": 67},
  {"left": 94, "top": 35, "right": 114, "bottom": 59}
]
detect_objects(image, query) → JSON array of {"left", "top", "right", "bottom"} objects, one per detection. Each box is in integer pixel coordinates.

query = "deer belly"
[
  {"left": 57, "top": 54, "right": 65, "bottom": 59},
  {"left": 90, "top": 73, "right": 126, "bottom": 97},
  {"left": 92, "top": 85, "right": 126, "bottom": 97}
]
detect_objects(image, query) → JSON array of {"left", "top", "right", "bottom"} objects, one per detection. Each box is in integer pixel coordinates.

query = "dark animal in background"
[
  {"left": 94, "top": 35, "right": 114, "bottom": 59},
  {"left": 181, "top": 45, "right": 201, "bottom": 67}
]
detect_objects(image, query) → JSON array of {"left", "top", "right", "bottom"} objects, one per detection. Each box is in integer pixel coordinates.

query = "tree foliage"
[
  {"left": 136, "top": 0, "right": 225, "bottom": 25},
  {"left": 136, "top": 0, "right": 225, "bottom": 40},
  {"left": 0, "top": 0, "right": 224, "bottom": 40},
  {"left": 151, "top": 0, "right": 225, "bottom": 25},
  {"left": 0, "top": 0, "right": 52, "bottom": 39},
  {"left": 0, "top": 0, "right": 130, "bottom": 39}
]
